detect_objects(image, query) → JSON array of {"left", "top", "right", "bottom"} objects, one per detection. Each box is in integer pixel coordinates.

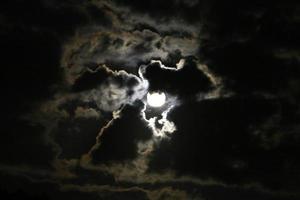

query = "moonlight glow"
[{"left": 147, "top": 92, "right": 166, "bottom": 107}]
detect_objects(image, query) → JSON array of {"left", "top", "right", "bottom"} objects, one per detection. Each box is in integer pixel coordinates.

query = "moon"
[{"left": 147, "top": 92, "right": 166, "bottom": 107}]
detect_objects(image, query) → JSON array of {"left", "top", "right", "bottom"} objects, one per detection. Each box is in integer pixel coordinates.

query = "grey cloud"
[
  {"left": 74, "top": 107, "right": 100, "bottom": 119},
  {"left": 61, "top": 0, "right": 201, "bottom": 83},
  {"left": 20, "top": 62, "right": 149, "bottom": 160},
  {"left": 80, "top": 65, "right": 148, "bottom": 112},
  {"left": 62, "top": 28, "right": 199, "bottom": 83}
]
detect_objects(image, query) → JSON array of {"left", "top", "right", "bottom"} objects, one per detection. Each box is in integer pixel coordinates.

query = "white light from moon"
[{"left": 147, "top": 92, "right": 166, "bottom": 107}]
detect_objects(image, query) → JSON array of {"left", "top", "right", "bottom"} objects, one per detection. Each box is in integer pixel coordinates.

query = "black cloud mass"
[{"left": 1, "top": 0, "right": 300, "bottom": 199}]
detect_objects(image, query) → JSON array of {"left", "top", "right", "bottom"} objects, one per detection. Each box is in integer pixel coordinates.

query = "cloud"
[
  {"left": 74, "top": 107, "right": 100, "bottom": 119},
  {"left": 146, "top": 95, "right": 300, "bottom": 191},
  {"left": 18, "top": 62, "right": 149, "bottom": 161},
  {"left": 142, "top": 102, "right": 178, "bottom": 138},
  {"left": 54, "top": 117, "right": 104, "bottom": 159},
  {"left": 108, "top": 0, "right": 207, "bottom": 24},
  {"left": 142, "top": 58, "right": 213, "bottom": 98},
  {"left": 78, "top": 65, "right": 149, "bottom": 112},
  {"left": 60, "top": 2, "right": 201, "bottom": 84},
  {"left": 88, "top": 104, "right": 153, "bottom": 163},
  {"left": 0, "top": 0, "right": 116, "bottom": 169},
  {"left": 1, "top": 0, "right": 300, "bottom": 199},
  {"left": 61, "top": 27, "right": 199, "bottom": 83},
  {"left": 61, "top": 183, "right": 190, "bottom": 200}
]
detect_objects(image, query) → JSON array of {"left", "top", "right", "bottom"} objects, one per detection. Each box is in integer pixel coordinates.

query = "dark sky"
[{"left": 1, "top": 0, "right": 300, "bottom": 199}]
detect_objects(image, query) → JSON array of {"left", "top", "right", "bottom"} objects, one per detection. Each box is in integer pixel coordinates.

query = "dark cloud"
[
  {"left": 143, "top": 58, "right": 213, "bottom": 98},
  {"left": 0, "top": 0, "right": 113, "bottom": 168},
  {"left": 111, "top": 0, "right": 205, "bottom": 24},
  {"left": 200, "top": 44, "right": 299, "bottom": 94},
  {"left": 149, "top": 96, "right": 300, "bottom": 191},
  {"left": 72, "top": 66, "right": 110, "bottom": 92},
  {"left": 85, "top": 4, "right": 113, "bottom": 27},
  {"left": 62, "top": 27, "right": 199, "bottom": 77},
  {"left": 54, "top": 117, "right": 103, "bottom": 159},
  {"left": 162, "top": 49, "right": 183, "bottom": 68},
  {"left": 91, "top": 104, "right": 153, "bottom": 163},
  {"left": 1, "top": 0, "right": 300, "bottom": 199},
  {"left": 197, "top": 1, "right": 300, "bottom": 96}
]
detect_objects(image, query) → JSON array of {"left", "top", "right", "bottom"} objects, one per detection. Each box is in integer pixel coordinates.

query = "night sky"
[{"left": 1, "top": 0, "right": 300, "bottom": 199}]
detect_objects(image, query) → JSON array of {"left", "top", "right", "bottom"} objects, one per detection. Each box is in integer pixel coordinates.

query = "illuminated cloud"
[{"left": 79, "top": 65, "right": 149, "bottom": 112}]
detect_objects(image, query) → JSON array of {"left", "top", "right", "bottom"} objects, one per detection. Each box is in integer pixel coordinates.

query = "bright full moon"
[{"left": 147, "top": 92, "right": 166, "bottom": 107}]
